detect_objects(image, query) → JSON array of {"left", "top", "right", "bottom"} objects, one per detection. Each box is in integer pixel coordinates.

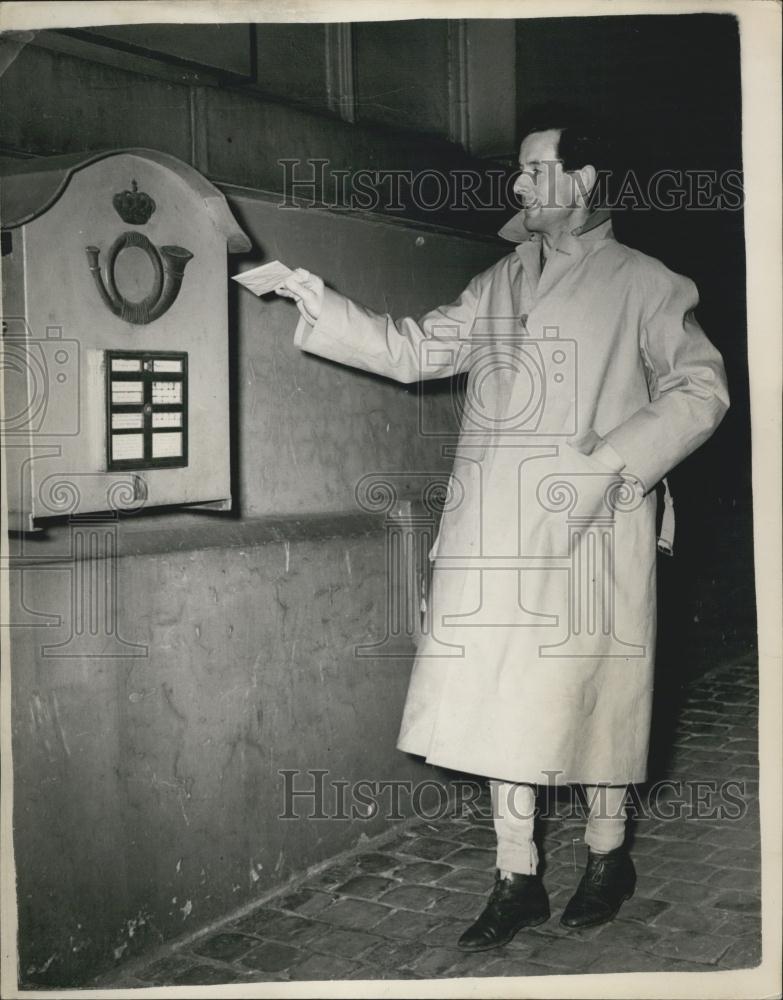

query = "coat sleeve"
[
  {"left": 293, "top": 272, "right": 486, "bottom": 384},
  {"left": 600, "top": 262, "right": 730, "bottom": 491}
]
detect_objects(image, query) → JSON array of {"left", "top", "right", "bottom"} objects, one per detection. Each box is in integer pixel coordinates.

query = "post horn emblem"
[{"left": 85, "top": 233, "right": 193, "bottom": 325}]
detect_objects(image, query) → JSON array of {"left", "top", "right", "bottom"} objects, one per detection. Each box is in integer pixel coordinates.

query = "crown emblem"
[{"left": 113, "top": 180, "right": 156, "bottom": 225}]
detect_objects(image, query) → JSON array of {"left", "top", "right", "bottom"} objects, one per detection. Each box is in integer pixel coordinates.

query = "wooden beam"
[{"left": 325, "top": 23, "right": 356, "bottom": 124}]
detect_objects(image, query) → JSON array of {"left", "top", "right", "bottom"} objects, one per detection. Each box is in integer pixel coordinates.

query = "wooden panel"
[
  {"left": 354, "top": 20, "right": 450, "bottom": 137},
  {"left": 464, "top": 20, "right": 516, "bottom": 158},
  {"left": 197, "top": 85, "right": 508, "bottom": 235},
  {"left": 254, "top": 22, "right": 328, "bottom": 107},
  {"left": 0, "top": 44, "right": 192, "bottom": 161},
  {"left": 81, "top": 22, "right": 252, "bottom": 76}
]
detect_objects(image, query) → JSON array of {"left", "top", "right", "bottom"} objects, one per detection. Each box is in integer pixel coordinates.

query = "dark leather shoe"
[
  {"left": 457, "top": 871, "right": 550, "bottom": 951},
  {"left": 560, "top": 846, "right": 636, "bottom": 929}
]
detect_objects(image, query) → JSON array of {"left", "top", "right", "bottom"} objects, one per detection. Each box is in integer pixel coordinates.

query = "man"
[{"left": 277, "top": 107, "right": 729, "bottom": 950}]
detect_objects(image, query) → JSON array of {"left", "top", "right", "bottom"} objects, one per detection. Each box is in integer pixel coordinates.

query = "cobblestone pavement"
[{"left": 96, "top": 655, "right": 760, "bottom": 988}]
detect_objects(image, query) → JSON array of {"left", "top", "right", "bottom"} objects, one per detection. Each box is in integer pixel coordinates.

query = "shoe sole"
[
  {"left": 457, "top": 912, "right": 550, "bottom": 952},
  {"left": 559, "top": 887, "right": 635, "bottom": 930}
]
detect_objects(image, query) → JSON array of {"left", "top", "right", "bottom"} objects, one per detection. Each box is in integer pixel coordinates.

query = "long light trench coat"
[{"left": 294, "top": 211, "right": 729, "bottom": 786}]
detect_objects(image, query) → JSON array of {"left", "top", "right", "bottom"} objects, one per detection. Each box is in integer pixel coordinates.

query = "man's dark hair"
[{"left": 518, "top": 102, "right": 621, "bottom": 207}]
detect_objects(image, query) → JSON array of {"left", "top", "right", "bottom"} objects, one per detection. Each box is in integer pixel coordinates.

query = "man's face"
[{"left": 514, "top": 128, "right": 584, "bottom": 235}]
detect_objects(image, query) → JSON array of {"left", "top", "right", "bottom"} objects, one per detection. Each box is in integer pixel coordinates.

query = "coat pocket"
[{"left": 560, "top": 441, "right": 622, "bottom": 475}]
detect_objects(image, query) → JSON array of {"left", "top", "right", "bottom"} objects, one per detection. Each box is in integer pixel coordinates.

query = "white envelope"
[{"left": 232, "top": 260, "right": 293, "bottom": 296}]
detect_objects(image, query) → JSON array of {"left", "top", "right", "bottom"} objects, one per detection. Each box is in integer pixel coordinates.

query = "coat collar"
[
  {"left": 502, "top": 209, "right": 614, "bottom": 297},
  {"left": 498, "top": 207, "right": 614, "bottom": 250}
]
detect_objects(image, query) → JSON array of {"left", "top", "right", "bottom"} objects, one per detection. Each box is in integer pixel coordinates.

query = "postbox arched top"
[{"left": 0, "top": 148, "right": 252, "bottom": 252}]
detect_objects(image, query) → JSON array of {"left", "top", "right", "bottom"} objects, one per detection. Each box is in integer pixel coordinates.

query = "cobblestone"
[
  {"left": 361, "top": 937, "right": 427, "bottom": 972},
  {"left": 421, "top": 918, "right": 469, "bottom": 948},
  {"left": 354, "top": 852, "right": 400, "bottom": 873},
  {"left": 435, "top": 889, "right": 485, "bottom": 919},
  {"left": 138, "top": 955, "right": 200, "bottom": 983},
  {"left": 274, "top": 888, "right": 338, "bottom": 917},
  {"left": 318, "top": 898, "right": 392, "bottom": 930},
  {"left": 171, "top": 963, "right": 241, "bottom": 985},
  {"left": 437, "top": 867, "right": 494, "bottom": 894},
  {"left": 717, "top": 935, "right": 762, "bottom": 969},
  {"left": 458, "top": 826, "right": 498, "bottom": 848},
  {"left": 334, "top": 874, "right": 397, "bottom": 899},
  {"left": 409, "top": 946, "right": 471, "bottom": 977},
  {"left": 191, "top": 932, "right": 256, "bottom": 962},
  {"left": 650, "top": 901, "right": 726, "bottom": 933},
  {"left": 238, "top": 911, "right": 325, "bottom": 946},
  {"left": 653, "top": 879, "right": 721, "bottom": 904},
  {"left": 619, "top": 896, "right": 671, "bottom": 924},
  {"left": 701, "top": 846, "right": 760, "bottom": 870},
  {"left": 650, "top": 930, "right": 734, "bottom": 964},
  {"left": 378, "top": 883, "right": 449, "bottom": 911},
  {"left": 286, "top": 953, "right": 362, "bottom": 980},
  {"left": 442, "top": 847, "right": 495, "bottom": 870},
  {"left": 310, "top": 926, "right": 381, "bottom": 958},
  {"left": 398, "top": 836, "right": 457, "bottom": 860},
  {"left": 711, "top": 889, "right": 761, "bottom": 913},
  {"left": 705, "top": 867, "right": 761, "bottom": 891},
  {"left": 393, "top": 860, "right": 454, "bottom": 882},
  {"left": 94, "top": 656, "right": 760, "bottom": 987},
  {"left": 645, "top": 839, "right": 718, "bottom": 862},
  {"left": 240, "top": 941, "right": 302, "bottom": 973},
  {"left": 527, "top": 937, "right": 601, "bottom": 969}
]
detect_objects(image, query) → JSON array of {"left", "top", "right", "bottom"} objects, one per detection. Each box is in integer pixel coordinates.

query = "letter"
[
  {"left": 718, "top": 169, "right": 745, "bottom": 210},
  {"left": 588, "top": 167, "right": 613, "bottom": 209},
  {"left": 506, "top": 169, "right": 525, "bottom": 210},
  {"left": 648, "top": 779, "right": 682, "bottom": 821},
  {"left": 688, "top": 169, "right": 719, "bottom": 210},
  {"left": 690, "top": 779, "right": 719, "bottom": 821},
  {"left": 624, "top": 782, "right": 646, "bottom": 821},
  {"left": 614, "top": 169, "right": 648, "bottom": 211},
  {"left": 719, "top": 780, "right": 748, "bottom": 820},
  {"left": 352, "top": 779, "right": 379, "bottom": 820},
  {"left": 377, "top": 780, "right": 408, "bottom": 821},
  {"left": 278, "top": 768, "right": 329, "bottom": 819},
  {"left": 452, "top": 170, "right": 484, "bottom": 212},
  {"left": 649, "top": 169, "right": 685, "bottom": 211},
  {"left": 330, "top": 168, "right": 352, "bottom": 210},
  {"left": 571, "top": 168, "right": 596, "bottom": 210},
  {"left": 411, "top": 169, "right": 450, "bottom": 211},
  {"left": 351, "top": 169, "right": 379, "bottom": 211},
  {"left": 332, "top": 779, "right": 351, "bottom": 820},
  {"left": 453, "top": 779, "right": 485, "bottom": 821},
  {"left": 412, "top": 779, "right": 449, "bottom": 820},
  {"left": 278, "top": 158, "right": 327, "bottom": 209},
  {"left": 379, "top": 169, "right": 412, "bottom": 212}
]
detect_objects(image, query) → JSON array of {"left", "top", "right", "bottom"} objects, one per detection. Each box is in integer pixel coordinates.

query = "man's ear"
[{"left": 573, "top": 164, "right": 597, "bottom": 207}]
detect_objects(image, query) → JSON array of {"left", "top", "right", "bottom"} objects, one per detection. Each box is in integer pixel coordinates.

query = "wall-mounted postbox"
[{"left": 1, "top": 148, "right": 250, "bottom": 530}]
